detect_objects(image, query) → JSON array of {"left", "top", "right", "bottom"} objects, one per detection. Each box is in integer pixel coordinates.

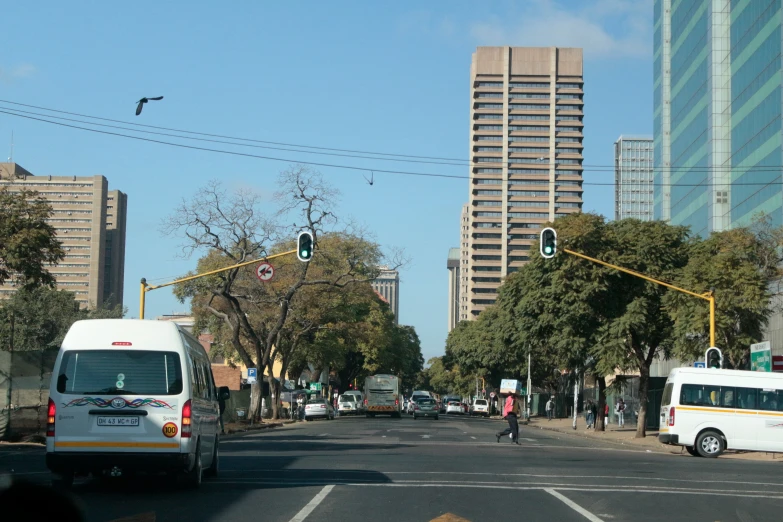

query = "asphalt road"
[{"left": 4, "top": 413, "right": 783, "bottom": 521}]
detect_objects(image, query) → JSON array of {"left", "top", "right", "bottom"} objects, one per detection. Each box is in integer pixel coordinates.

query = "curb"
[
  {"left": 223, "top": 422, "right": 286, "bottom": 437},
  {"left": 527, "top": 421, "right": 673, "bottom": 454}
]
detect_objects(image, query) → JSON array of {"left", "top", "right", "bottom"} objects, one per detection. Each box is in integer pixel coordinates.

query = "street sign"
[
  {"left": 247, "top": 367, "right": 258, "bottom": 384},
  {"left": 490, "top": 392, "right": 495, "bottom": 398},
  {"left": 773, "top": 356, "right": 783, "bottom": 372},
  {"left": 694, "top": 361, "right": 706, "bottom": 368},
  {"left": 309, "top": 382, "right": 322, "bottom": 391},
  {"left": 751, "top": 341, "right": 772, "bottom": 372},
  {"left": 256, "top": 262, "right": 275, "bottom": 282}
]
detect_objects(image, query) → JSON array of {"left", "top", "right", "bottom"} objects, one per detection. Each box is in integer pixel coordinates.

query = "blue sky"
[{"left": 0, "top": 0, "right": 653, "bottom": 362}]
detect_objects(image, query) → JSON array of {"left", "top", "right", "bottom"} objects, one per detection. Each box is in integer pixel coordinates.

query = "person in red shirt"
[{"left": 495, "top": 393, "right": 521, "bottom": 444}]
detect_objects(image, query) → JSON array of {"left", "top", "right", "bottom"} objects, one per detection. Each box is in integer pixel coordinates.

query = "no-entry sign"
[{"left": 256, "top": 262, "right": 275, "bottom": 282}]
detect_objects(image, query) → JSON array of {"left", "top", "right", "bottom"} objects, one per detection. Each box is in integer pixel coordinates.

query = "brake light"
[
  {"left": 111, "top": 342, "right": 132, "bottom": 346},
  {"left": 395, "top": 399, "right": 399, "bottom": 406},
  {"left": 414, "top": 404, "right": 420, "bottom": 410},
  {"left": 668, "top": 406, "right": 675, "bottom": 427},
  {"left": 47, "top": 398, "right": 56, "bottom": 437},
  {"left": 182, "top": 400, "right": 192, "bottom": 438},
  {"left": 364, "top": 399, "right": 368, "bottom": 405},
  {"left": 320, "top": 404, "right": 326, "bottom": 409}
]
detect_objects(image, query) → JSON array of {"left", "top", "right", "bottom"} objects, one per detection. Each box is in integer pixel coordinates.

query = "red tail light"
[
  {"left": 668, "top": 406, "right": 675, "bottom": 427},
  {"left": 181, "top": 400, "right": 192, "bottom": 438},
  {"left": 47, "top": 398, "right": 56, "bottom": 437},
  {"left": 364, "top": 399, "right": 368, "bottom": 405},
  {"left": 414, "top": 404, "right": 420, "bottom": 410},
  {"left": 395, "top": 399, "right": 399, "bottom": 406}
]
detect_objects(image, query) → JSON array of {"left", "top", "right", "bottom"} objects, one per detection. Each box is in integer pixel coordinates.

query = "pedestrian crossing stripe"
[{"left": 430, "top": 514, "right": 471, "bottom": 522}]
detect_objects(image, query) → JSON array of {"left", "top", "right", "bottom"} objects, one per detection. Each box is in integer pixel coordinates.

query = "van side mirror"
[{"left": 218, "top": 386, "right": 231, "bottom": 401}]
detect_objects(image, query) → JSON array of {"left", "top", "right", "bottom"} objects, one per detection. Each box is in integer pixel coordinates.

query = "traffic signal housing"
[
  {"left": 297, "top": 231, "right": 313, "bottom": 262},
  {"left": 540, "top": 228, "right": 557, "bottom": 259},
  {"left": 706, "top": 347, "right": 723, "bottom": 369}
]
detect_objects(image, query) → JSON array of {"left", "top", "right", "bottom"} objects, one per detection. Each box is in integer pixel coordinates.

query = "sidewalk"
[{"left": 527, "top": 416, "right": 783, "bottom": 462}]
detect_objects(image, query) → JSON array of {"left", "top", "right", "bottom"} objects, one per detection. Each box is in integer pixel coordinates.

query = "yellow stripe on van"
[
  {"left": 659, "top": 427, "right": 669, "bottom": 433},
  {"left": 55, "top": 441, "right": 179, "bottom": 449},
  {"left": 676, "top": 406, "right": 783, "bottom": 417}
]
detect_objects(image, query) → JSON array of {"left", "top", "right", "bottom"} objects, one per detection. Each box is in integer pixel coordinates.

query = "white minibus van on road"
[
  {"left": 46, "top": 319, "right": 230, "bottom": 488},
  {"left": 659, "top": 367, "right": 783, "bottom": 457}
]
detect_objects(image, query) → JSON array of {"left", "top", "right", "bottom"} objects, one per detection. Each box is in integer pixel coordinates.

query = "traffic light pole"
[
  {"left": 562, "top": 248, "right": 716, "bottom": 348},
  {"left": 138, "top": 248, "right": 297, "bottom": 319}
]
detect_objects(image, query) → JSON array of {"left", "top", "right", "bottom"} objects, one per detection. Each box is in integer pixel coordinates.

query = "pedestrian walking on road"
[
  {"left": 496, "top": 393, "right": 521, "bottom": 444},
  {"left": 546, "top": 397, "right": 554, "bottom": 421},
  {"left": 616, "top": 398, "right": 626, "bottom": 428}
]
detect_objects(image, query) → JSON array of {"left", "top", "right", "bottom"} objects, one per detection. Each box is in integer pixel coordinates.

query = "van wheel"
[
  {"left": 181, "top": 447, "right": 203, "bottom": 488},
  {"left": 51, "top": 471, "right": 74, "bottom": 490},
  {"left": 685, "top": 446, "right": 700, "bottom": 457},
  {"left": 204, "top": 440, "right": 219, "bottom": 478},
  {"left": 696, "top": 430, "right": 725, "bottom": 458}
]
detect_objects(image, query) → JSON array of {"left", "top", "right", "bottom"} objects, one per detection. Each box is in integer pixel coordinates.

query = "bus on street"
[{"left": 364, "top": 374, "right": 402, "bottom": 418}]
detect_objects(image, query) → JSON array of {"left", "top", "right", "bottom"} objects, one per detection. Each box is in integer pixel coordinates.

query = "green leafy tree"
[
  {"left": 665, "top": 228, "right": 774, "bottom": 369},
  {"left": 0, "top": 188, "right": 64, "bottom": 288}
]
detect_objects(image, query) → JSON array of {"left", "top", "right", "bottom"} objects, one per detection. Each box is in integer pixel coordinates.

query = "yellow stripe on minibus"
[
  {"left": 676, "top": 406, "right": 783, "bottom": 417},
  {"left": 55, "top": 441, "right": 179, "bottom": 449}
]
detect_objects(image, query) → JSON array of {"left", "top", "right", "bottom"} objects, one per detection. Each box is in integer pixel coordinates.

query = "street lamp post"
[{"left": 572, "top": 368, "right": 579, "bottom": 430}]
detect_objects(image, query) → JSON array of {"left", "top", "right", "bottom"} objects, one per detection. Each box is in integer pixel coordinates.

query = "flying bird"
[{"left": 135, "top": 96, "right": 164, "bottom": 116}]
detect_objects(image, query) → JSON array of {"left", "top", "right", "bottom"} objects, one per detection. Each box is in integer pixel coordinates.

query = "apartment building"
[
  {"left": 447, "top": 247, "right": 461, "bottom": 332},
  {"left": 0, "top": 162, "right": 127, "bottom": 308},
  {"left": 615, "top": 136, "right": 654, "bottom": 221},
  {"left": 466, "top": 46, "right": 584, "bottom": 318},
  {"left": 371, "top": 266, "right": 400, "bottom": 323}
]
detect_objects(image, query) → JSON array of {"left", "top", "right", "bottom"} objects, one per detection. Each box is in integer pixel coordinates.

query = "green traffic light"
[
  {"left": 301, "top": 249, "right": 309, "bottom": 258},
  {"left": 544, "top": 246, "right": 553, "bottom": 254}
]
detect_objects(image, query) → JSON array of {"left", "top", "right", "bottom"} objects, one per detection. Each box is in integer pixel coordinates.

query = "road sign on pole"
[
  {"left": 256, "top": 262, "right": 275, "bottom": 282},
  {"left": 247, "top": 367, "right": 258, "bottom": 384},
  {"left": 694, "top": 361, "right": 706, "bottom": 368},
  {"left": 751, "top": 341, "right": 772, "bottom": 372}
]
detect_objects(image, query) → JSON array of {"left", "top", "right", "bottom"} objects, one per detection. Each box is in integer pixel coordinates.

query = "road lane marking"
[
  {"left": 470, "top": 436, "right": 476, "bottom": 440},
  {"left": 545, "top": 489, "right": 604, "bottom": 522},
  {"left": 430, "top": 514, "right": 471, "bottom": 522},
  {"left": 288, "top": 484, "right": 334, "bottom": 522}
]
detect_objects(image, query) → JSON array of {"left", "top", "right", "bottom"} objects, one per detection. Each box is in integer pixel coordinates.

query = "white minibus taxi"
[
  {"left": 659, "top": 367, "right": 783, "bottom": 457},
  {"left": 46, "top": 319, "right": 230, "bottom": 488}
]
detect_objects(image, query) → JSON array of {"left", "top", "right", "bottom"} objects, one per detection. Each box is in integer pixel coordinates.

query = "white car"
[
  {"left": 446, "top": 400, "right": 464, "bottom": 414},
  {"left": 46, "top": 319, "right": 228, "bottom": 489},
  {"left": 470, "top": 399, "right": 490, "bottom": 417},
  {"left": 337, "top": 394, "right": 361, "bottom": 415},
  {"left": 305, "top": 399, "right": 335, "bottom": 421}
]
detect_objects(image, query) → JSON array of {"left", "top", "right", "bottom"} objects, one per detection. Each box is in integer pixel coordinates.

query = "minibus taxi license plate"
[{"left": 97, "top": 416, "right": 139, "bottom": 427}]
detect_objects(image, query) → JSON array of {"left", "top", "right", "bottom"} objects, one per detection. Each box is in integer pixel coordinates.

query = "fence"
[{"left": 0, "top": 348, "right": 59, "bottom": 441}]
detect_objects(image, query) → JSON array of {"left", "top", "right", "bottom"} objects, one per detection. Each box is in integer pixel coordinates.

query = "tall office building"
[
  {"left": 654, "top": 1, "right": 783, "bottom": 235},
  {"left": 466, "top": 46, "right": 584, "bottom": 318},
  {"left": 458, "top": 203, "right": 470, "bottom": 323},
  {"left": 371, "top": 266, "right": 399, "bottom": 323},
  {"left": 615, "top": 136, "right": 654, "bottom": 221},
  {"left": 0, "top": 162, "right": 128, "bottom": 308},
  {"left": 447, "top": 247, "right": 461, "bottom": 332}
]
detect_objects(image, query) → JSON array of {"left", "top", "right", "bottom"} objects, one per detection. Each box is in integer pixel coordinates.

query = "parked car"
[
  {"left": 446, "top": 400, "right": 464, "bottom": 415},
  {"left": 412, "top": 398, "right": 439, "bottom": 420},
  {"left": 337, "top": 394, "right": 361, "bottom": 415},
  {"left": 305, "top": 398, "right": 335, "bottom": 421},
  {"left": 470, "top": 399, "right": 490, "bottom": 417}
]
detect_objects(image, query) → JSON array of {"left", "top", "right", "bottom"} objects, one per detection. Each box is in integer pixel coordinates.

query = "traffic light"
[
  {"left": 297, "top": 231, "right": 313, "bottom": 262},
  {"left": 540, "top": 227, "right": 557, "bottom": 259},
  {"left": 706, "top": 347, "right": 723, "bottom": 369}
]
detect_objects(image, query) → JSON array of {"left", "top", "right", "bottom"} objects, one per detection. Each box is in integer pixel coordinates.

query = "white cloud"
[
  {"left": 0, "top": 64, "right": 37, "bottom": 84},
  {"left": 470, "top": 0, "right": 652, "bottom": 60}
]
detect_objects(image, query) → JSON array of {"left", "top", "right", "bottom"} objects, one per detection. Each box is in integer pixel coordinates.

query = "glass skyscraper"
[
  {"left": 615, "top": 136, "right": 654, "bottom": 221},
  {"left": 654, "top": 0, "right": 783, "bottom": 236}
]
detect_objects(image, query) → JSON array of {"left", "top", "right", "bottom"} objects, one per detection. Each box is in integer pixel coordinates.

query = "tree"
[
  {"left": 0, "top": 188, "right": 64, "bottom": 288},
  {"left": 167, "top": 165, "right": 405, "bottom": 419},
  {"left": 665, "top": 227, "right": 774, "bottom": 369},
  {"left": 0, "top": 287, "right": 125, "bottom": 351}
]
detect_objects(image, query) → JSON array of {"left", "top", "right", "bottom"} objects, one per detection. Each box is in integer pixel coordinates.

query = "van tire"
[
  {"left": 182, "top": 446, "right": 203, "bottom": 488},
  {"left": 51, "top": 472, "right": 74, "bottom": 490},
  {"left": 696, "top": 430, "right": 725, "bottom": 458},
  {"left": 685, "top": 446, "right": 700, "bottom": 457},
  {"left": 204, "top": 439, "right": 219, "bottom": 478}
]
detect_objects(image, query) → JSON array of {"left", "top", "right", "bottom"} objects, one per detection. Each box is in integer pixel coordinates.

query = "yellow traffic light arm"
[
  {"left": 562, "top": 248, "right": 716, "bottom": 348},
  {"left": 139, "top": 248, "right": 297, "bottom": 319}
]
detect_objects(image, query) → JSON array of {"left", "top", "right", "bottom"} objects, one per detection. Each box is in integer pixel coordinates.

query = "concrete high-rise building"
[
  {"left": 0, "top": 162, "right": 128, "bottom": 308},
  {"left": 654, "top": 0, "right": 783, "bottom": 235},
  {"left": 466, "top": 46, "right": 584, "bottom": 318},
  {"left": 459, "top": 203, "right": 470, "bottom": 323},
  {"left": 614, "top": 136, "right": 654, "bottom": 221},
  {"left": 371, "top": 267, "right": 399, "bottom": 323},
  {"left": 447, "top": 247, "right": 461, "bottom": 332}
]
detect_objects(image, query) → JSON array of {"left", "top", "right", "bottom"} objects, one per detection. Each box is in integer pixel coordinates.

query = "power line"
[
  {"left": 4, "top": 106, "right": 783, "bottom": 187},
  {"left": 4, "top": 98, "right": 783, "bottom": 173}
]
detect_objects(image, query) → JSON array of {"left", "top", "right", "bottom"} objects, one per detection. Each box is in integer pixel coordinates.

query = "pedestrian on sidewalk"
[
  {"left": 605, "top": 403, "right": 610, "bottom": 425},
  {"left": 546, "top": 396, "right": 554, "bottom": 421},
  {"left": 616, "top": 398, "right": 625, "bottom": 427},
  {"left": 589, "top": 400, "right": 597, "bottom": 429},
  {"left": 585, "top": 400, "right": 594, "bottom": 429},
  {"left": 496, "top": 393, "right": 522, "bottom": 444}
]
